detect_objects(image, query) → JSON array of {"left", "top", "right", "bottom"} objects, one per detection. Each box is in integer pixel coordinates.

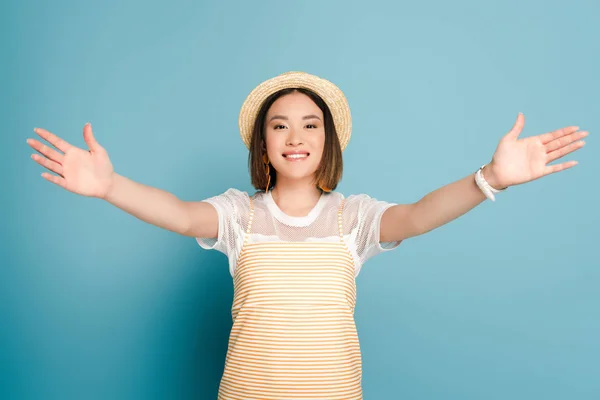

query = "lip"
[
  {"left": 282, "top": 151, "right": 310, "bottom": 162},
  {"left": 282, "top": 150, "right": 310, "bottom": 156}
]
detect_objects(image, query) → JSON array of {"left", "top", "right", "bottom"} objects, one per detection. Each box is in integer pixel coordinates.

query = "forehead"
[{"left": 267, "top": 92, "right": 322, "bottom": 116}]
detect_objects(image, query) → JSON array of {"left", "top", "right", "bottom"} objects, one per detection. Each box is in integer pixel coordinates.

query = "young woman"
[{"left": 27, "top": 71, "right": 587, "bottom": 399}]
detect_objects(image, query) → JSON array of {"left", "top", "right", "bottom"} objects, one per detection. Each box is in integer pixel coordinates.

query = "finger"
[
  {"left": 33, "top": 127, "right": 73, "bottom": 153},
  {"left": 543, "top": 160, "right": 578, "bottom": 176},
  {"left": 41, "top": 172, "right": 68, "bottom": 190},
  {"left": 546, "top": 140, "right": 586, "bottom": 163},
  {"left": 545, "top": 130, "right": 588, "bottom": 153},
  {"left": 505, "top": 112, "right": 525, "bottom": 141},
  {"left": 26, "top": 138, "right": 65, "bottom": 165},
  {"left": 31, "top": 153, "right": 64, "bottom": 177},
  {"left": 539, "top": 125, "right": 580, "bottom": 145},
  {"left": 83, "top": 123, "right": 102, "bottom": 152}
]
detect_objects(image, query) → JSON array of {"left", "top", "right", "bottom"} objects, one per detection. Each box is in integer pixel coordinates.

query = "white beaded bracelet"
[{"left": 475, "top": 164, "right": 506, "bottom": 202}]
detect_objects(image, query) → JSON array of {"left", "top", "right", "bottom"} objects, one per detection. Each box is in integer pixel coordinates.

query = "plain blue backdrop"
[{"left": 2, "top": 0, "right": 598, "bottom": 399}]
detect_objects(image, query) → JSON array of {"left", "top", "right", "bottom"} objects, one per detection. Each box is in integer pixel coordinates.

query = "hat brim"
[{"left": 238, "top": 71, "right": 352, "bottom": 151}]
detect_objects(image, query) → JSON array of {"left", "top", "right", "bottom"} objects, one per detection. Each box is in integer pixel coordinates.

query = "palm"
[
  {"left": 27, "top": 123, "right": 115, "bottom": 198},
  {"left": 487, "top": 113, "right": 587, "bottom": 188},
  {"left": 61, "top": 146, "right": 113, "bottom": 196}
]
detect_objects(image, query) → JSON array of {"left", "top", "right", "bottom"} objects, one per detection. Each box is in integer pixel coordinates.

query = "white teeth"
[{"left": 284, "top": 154, "right": 308, "bottom": 159}]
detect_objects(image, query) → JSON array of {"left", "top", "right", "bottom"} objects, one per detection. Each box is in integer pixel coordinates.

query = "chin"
[
  {"left": 273, "top": 166, "right": 319, "bottom": 181},
  {"left": 272, "top": 159, "right": 316, "bottom": 172}
]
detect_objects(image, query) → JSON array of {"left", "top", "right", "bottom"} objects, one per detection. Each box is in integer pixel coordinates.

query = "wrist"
[
  {"left": 482, "top": 163, "right": 507, "bottom": 190},
  {"left": 101, "top": 172, "right": 119, "bottom": 201}
]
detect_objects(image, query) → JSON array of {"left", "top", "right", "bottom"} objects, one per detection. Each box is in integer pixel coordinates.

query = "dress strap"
[
  {"left": 243, "top": 194, "right": 256, "bottom": 246},
  {"left": 337, "top": 198, "right": 346, "bottom": 241}
]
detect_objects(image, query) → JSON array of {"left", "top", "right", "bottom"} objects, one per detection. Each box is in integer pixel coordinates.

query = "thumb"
[
  {"left": 83, "top": 122, "right": 102, "bottom": 152},
  {"left": 505, "top": 112, "right": 525, "bottom": 141}
]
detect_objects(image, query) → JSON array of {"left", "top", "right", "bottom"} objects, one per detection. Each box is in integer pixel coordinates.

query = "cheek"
[
  {"left": 313, "top": 135, "right": 326, "bottom": 155},
  {"left": 264, "top": 134, "right": 279, "bottom": 157}
]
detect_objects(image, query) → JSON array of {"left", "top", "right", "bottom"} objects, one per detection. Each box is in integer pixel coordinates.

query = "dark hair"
[{"left": 248, "top": 87, "right": 343, "bottom": 192}]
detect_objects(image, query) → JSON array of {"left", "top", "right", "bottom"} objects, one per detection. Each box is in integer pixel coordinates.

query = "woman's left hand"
[{"left": 484, "top": 113, "right": 588, "bottom": 190}]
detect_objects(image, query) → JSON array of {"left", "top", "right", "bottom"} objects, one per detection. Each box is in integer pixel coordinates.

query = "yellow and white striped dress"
[{"left": 217, "top": 195, "right": 363, "bottom": 400}]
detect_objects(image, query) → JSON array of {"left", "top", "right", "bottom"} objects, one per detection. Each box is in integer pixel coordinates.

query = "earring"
[
  {"left": 318, "top": 180, "right": 332, "bottom": 193},
  {"left": 319, "top": 184, "right": 332, "bottom": 193},
  {"left": 262, "top": 153, "right": 271, "bottom": 193}
]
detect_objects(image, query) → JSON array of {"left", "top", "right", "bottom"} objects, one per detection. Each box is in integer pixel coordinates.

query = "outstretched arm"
[
  {"left": 27, "top": 123, "right": 218, "bottom": 238},
  {"left": 104, "top": 173, "right": 218, "bottom": 238},
  {"left": 380, "top": 113, "right": 588, "bottom": 243}
]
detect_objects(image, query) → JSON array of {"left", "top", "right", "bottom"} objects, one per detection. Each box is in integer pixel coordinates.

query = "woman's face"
[{"left": 264, "top": 91, "right": 326, "bottom": 184}]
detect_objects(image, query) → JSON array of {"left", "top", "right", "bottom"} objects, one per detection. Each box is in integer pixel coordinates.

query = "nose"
[{"left": 286, "top": 127, "right": 304, "bottom": 146}]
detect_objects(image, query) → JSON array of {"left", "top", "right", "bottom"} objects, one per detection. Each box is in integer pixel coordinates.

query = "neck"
[{"left": 270, "top": 175, "right": 323, "bottom": 217}]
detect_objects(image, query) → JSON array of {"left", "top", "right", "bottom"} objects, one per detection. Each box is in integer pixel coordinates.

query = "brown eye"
[
  {"left": 274, "top": 125, "right": 286, "bottom": 130},
  {"left": 306, "top": 124, "right": 317, "bottom": 129}
]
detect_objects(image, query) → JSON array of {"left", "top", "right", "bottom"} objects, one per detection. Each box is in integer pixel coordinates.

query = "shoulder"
[
  {"left": 201, "top": 188, "right": 253, "bottom": 214},
  {"left": 343, "top": 193, "right": 374, "bottom": 204},
  {"left": 204, "top": 188, "right": 250, "bottom": 201},
  {"left": 341, "top": 192, "right": 396, "bottom": 223},
  {"left": 222, "top": 187, "right": 251, "bottom": 199},
  {"left": 342, "top": 193, "right": 394, "bottom": 209}
]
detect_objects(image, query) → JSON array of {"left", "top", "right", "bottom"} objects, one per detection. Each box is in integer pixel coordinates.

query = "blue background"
[{"left": 2, "top": 0, "right": 598, "bottom": 398}]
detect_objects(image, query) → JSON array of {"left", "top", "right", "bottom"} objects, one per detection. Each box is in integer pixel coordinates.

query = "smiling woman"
[
  {"left": 248, "top": 87, "right": 343, "bottom": 193},
  {"left": 27, "top": 69, "right": 587, "bottom": 400},
  {"left": 188, "top": 72, "right": 407, "bottom": 399}
]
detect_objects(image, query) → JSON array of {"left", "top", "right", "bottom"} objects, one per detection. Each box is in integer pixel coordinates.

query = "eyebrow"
[{"left": 268, "top": 114, "right": 322, "bottom": 122}]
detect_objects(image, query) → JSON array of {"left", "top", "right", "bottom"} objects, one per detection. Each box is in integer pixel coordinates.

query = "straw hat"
[{"left": 238, "top": 71, "right": 352, "bottom": 151}]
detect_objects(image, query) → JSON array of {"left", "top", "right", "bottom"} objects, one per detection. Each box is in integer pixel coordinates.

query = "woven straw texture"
[{"left": 238, "top": 71, "right": 352, "bottom": 151}]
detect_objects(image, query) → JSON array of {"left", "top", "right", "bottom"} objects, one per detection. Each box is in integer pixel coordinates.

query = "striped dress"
[{"left": 217, "top": 195, "right": 363, "bottom": 399}]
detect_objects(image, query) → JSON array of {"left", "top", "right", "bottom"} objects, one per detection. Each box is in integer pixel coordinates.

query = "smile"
[{"left": 283, "top": 153, "right": 310, "bottom": 161}]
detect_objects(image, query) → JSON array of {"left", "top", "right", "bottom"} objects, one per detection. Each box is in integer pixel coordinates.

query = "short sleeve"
[
  {"left": 195, "top": 188, "right": 249, "bottom": 276},
  {"left": 343, "top": 194, "right": 402, "bottom": 269}
]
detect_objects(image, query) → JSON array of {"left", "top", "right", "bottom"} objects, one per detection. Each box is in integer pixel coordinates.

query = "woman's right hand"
[{"left": 27, "top": 123, "right": 115, "bottom": 199}]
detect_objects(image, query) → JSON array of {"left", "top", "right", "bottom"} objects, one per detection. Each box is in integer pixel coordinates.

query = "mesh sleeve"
[
  {"left": 195, "top": 188, "right": 249, "bottom": 274},
  {"left": 344, "top": 194, "right": 402, "bottom": 268}
]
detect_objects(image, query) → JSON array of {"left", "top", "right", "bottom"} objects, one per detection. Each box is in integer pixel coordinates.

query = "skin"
[
  {"left": 26, "top": 105, "right": 588, "bottom": 243},
  {"left": 263, "top": 91, "right": 327, "bottom": 217},
  {"left": 380, "top": 113, "right": 588, "bottom": 244},
  {"left": 263, "top": 97, "right": 589, "bottom": 246},
  {"left": 22, "top": 91, "right": 335, "bottom": 239}
]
